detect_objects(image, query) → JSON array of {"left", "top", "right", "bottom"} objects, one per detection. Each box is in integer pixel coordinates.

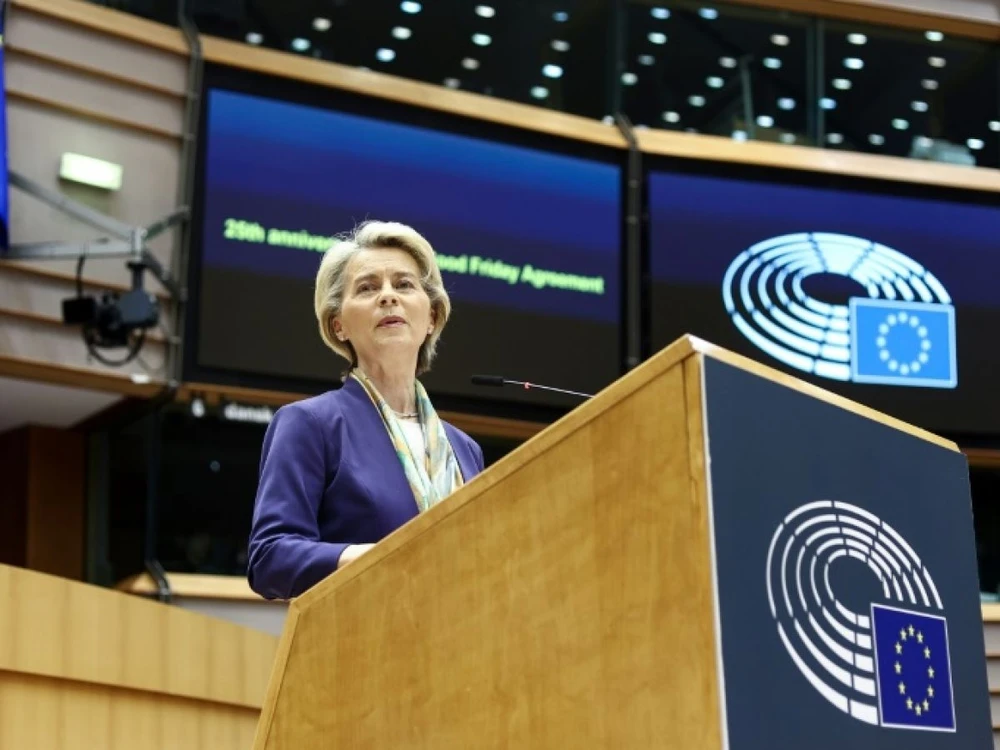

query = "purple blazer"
[{"left": 247, "top": 377, "right": 484, "bottom": 600}]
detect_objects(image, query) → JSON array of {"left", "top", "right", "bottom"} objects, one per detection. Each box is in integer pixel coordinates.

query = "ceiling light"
[
  {"left": 832, "top": 78, "right": 852, "bottom": 90},
  {"left": 928, "top": 56, "right": 946, "bottom": 67},
  {"left": 771, "top": 34, "right": 790, "bottom": 46},
  {"left": 719, "top": 56, "right": 737, "bottom": 68},
  {"left": 401, "top": 1, "right": 422, "bottom": 13},
  {"left": 462, "top": 57, "right": 480, "bottom": 70},
  {"left": 663, "top": 111, "right": 681, "bottom": 123},
  {"left": 820, "top": 97, "right": 836, "bottom": 110},
  {"left": 699, "top": 7, "right": 719, "bottom": 20},
  {"left": 531, "top": 85, "right": 549, "bottom": 99},
  {"left": 780, "top": 133, "right": 796, "bottom": 144},
  {"left": 291, "top": 38, "right": 311, "bottom": 52},
  {"left": 914, "top": 136, "right": 934, "bottom": 149},
  {"left": 312, "top": 17, "right": 331, "bottom": 32},
  {"left": 651, "top": 7, "right": 670, "bottom": 19},
  {"left": 376, "top": 48, "right": 396, "bottom": 62},
  {"left": 648, "top": 31, "right": 667, "bottom": 44},
  {"left": 621, "top": 72, "right": 638, "bottom": 85},
  {"left": 757, "top": 115, "right": 774, "bottom": 128},
  {"left": 989, "top": 121, "right": 1000, "bottom": 132},
  {"left": 392, "top": 26, "right": 412, "bottom": 39},
  {"left": 543, "top": 64, "right": 563, "bottom": 79},
  {"left": 892, "top": 118, "right": 909, "bottom": 130},
  {"left": 472, "top": 33, "right": 492, "bottom": 46},
  {"left": 778, "top": 98, "right": 795, "bottom": 110},
  {"left": 968, "top": 138, "right": 985, "bottom": 150},
  {"left": 553, "top": 11, "right": 569, "bottom": 22},
  {"left": 638, "top": 54, "right": 655, "bottom": 66},
  {"left": 922, "top": 79, "right": 939, "bottom": 90},
  {"left": 689, "top": 95, "right": 706, "bottom": 107},
  {"left": 826, "top": 133, "right": 844, "bottom": 145},
  {"left": 925, "top": 30, "right": 944, "bottom": 42},
  {"left": 475, "top": 5, "right": 495, "bottom": 17},
  {"left": 707, "top": 76, "right": 724, "bottom": 88},
  {"left": 602, "top": 115, "right": 615, "bottom": 125},
  {"left": 551, "top": 39, "right": 570, "bottom": 52},
  {"left": 763, "top": 57, "right": 782, "bottom": 69},
  {"left": 444, "top": 77, "right": 461, "bottom": 88},
  {"left": 732, "top": 130, "right": 748, "bottom": 141},
  {"left": 847, "top": 33, "right": 867, "bottom": 45},
  {"left": 843, "top": 57, "right": 864, "bottom": 70},
  {"left": 911, "top": 100, "right": 929, "bottom": 112},
  {"left": 245, "top": 31, "right": 263, "bottom": 45},
  {"left": 869, "top": 134, "right": 885, "bottom": 145}
]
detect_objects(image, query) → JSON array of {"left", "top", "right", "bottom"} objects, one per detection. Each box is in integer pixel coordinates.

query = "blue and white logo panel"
[
  {"left": 851, "top": 299, "right": 957, "bottom": 388},
  {"left": 723, "top": 232, "right": 958, "bottom": 389},
  {"left": 766, "top": 501, "right": 954, "bottom": 732}
]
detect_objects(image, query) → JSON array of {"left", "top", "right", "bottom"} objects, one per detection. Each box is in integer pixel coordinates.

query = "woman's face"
[{"left": 333, "top": 247, "right": 434, "bottom": 373}]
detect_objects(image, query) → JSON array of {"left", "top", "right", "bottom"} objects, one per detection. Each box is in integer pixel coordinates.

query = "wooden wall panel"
[
  {"left": 26, "top": 425, "right": 86, "bottom": 578},
  {"left": 0, "top": 665, "right": 260, "bottom": 750},
  {"left": 7, "top": 8, "right": 188, "bottom": 94},
  {"left": 0, "top": 426, "right": 83, "bottom": 578},
  {"left": 0, "top": 428, "right": 30, "bottom": 567},
  {"left": 0, "top": 564, "right": 278, "bottom": 708}
]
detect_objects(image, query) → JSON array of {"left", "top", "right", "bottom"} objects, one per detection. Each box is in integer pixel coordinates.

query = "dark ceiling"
[{"left": 92, "top": 0, "right": 1000, "bottom": 168}]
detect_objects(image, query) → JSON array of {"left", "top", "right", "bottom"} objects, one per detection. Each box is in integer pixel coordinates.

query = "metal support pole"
[
  {"left": 614, "top": 113, "right": 643, "bottom": 371},
  {"left": 169, "top": 0, "right": 205, "bottom": 386},
  {"left": 740, "top": 56, "right": 756, "bottom": 139}
]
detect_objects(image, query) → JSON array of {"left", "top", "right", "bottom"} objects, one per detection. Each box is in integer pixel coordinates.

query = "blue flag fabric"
[
  {"left": 850, "top": 299, "right": 957, "bottom": 388},
  {"left": 871, "top": 604, "right": 956, "bottom": 731}
]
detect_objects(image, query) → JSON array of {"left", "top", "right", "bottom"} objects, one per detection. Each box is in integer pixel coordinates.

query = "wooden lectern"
[{"left": 252, "top": 336, "right": 993, "bottom": 750}]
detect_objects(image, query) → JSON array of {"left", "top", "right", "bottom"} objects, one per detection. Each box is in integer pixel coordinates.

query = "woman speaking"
[{"left": 247, "top": 221, "right": 485, "bottom": 600}]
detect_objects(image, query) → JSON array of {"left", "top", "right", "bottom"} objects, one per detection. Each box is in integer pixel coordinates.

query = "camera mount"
[{"left": 3, "top": 170, "right": 187, "bottom": 366}]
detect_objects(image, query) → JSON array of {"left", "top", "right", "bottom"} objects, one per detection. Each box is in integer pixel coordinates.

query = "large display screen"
[
  {"left": 186, "top": 67, "right": 622, "bottom": 411},
  {"left": 0, "top": 4, "right": 10, "bottom": 250},
  {"left": 649, "top": 163, "right": 1000, "bottom": 436}
]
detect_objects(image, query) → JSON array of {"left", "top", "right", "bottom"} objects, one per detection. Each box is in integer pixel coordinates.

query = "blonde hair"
[{"left": 314, "top": 221, "right": 451, "bottom": 375}]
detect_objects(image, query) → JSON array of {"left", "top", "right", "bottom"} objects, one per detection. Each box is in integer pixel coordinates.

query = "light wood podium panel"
[
  {"left": 252, "top": 337, "right": 727, "bottom": 749},
  {"left": 0, "top": 564, "right": 278, "bottom": 749}
]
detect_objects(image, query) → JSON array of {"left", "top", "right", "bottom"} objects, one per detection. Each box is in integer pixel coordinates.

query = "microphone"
[{"left": 470, "top": 374, "right": 593, "bottom": 400}]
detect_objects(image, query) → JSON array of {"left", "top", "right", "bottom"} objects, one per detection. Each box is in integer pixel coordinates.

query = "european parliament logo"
[
  {"left": 722, "top": 233, "right": 957, "bottom": 389},
  {"left": 766, "top": 501, "right": 956, "bottom": 732}
]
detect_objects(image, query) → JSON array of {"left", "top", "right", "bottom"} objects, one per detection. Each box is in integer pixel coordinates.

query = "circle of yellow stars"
[{"left": 892, "top": 623, "right": 935, "bottom": 717}]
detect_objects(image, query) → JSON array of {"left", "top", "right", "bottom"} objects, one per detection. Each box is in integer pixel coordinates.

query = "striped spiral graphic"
[
  {"left": 722, "top": 232, "right": 952, "bottom": 381},
  {"left": 766, "top": 500, "right": 943, "bottom": 725}
]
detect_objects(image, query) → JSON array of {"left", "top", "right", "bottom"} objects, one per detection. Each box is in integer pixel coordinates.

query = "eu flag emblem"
[
  {"left": 871, "top": 604, "right": 956, "bottom": 731},
  {"left": 850, "top": 299, "right": 957, "bottom": 388}
]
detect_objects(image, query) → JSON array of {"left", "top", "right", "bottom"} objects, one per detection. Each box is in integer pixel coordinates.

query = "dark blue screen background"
[
  {"left": 648, "top": 169, "right": 1000, "bottom": 435},
  {"left": 0, "top": 18, "right": 10, "bottom": 250},
  {"left": 201, "top": 89, "right": 620, "bottom": 322},
  {"left": 649, "top": 171, "right": 1000, "bottom": 308}
]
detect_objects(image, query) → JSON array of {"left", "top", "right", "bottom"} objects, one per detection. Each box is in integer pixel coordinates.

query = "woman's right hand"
[{"left": 338, "top": 543, "right": 375, "bottom": 568}]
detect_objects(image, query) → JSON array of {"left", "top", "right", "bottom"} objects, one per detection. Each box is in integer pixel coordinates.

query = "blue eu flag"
[
  {"left": 850, "top": 299, "right": 957, "bottom": 388},
  {"left": 871, "top": 604, "right": 956, "bottom": 731}
]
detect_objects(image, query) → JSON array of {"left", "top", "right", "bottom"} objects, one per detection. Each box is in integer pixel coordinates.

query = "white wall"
[{"left": 1, "top": 5, "right": 187, "bottom": 381}]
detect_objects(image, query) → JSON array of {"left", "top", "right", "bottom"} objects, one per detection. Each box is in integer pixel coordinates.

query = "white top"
[{"left": 398, "top": 418, "right": 426, "bottom": 459}]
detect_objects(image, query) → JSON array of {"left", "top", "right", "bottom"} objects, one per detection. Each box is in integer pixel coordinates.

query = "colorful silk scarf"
[{"left": 351, "top": 369, "right": 464, "bottom": 513}]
